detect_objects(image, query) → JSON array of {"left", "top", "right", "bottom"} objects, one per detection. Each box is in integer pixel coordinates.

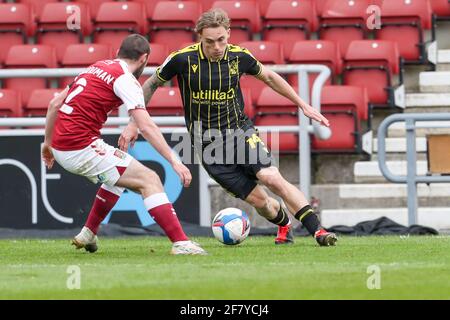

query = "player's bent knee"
[{"left": 258, "top": 168, "right": 285, "bottom": 194}]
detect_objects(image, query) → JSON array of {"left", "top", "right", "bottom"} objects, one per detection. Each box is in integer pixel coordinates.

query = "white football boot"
[
  {"left": 170, "top": 240, "right": 207, "bottom": 255},
  {"left": 72, "top": 226, "right": 98, "bottom": 253}
]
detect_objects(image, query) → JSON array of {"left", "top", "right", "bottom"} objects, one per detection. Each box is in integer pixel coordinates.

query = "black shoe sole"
[{"left": 317, "top": 234, "right": 338, "bottom": 246}]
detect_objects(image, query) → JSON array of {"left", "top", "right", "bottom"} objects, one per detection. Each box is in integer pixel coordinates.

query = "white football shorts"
[{"left": 52, "top": 138, "right": 133, "bottom": 186}]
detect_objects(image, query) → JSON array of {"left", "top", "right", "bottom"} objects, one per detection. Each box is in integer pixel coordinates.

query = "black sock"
[
  {"left": 294, "top": 205, "right": 321, "bottom": 236},
  {"left": 267, "top": 203, "right": 290, "bottom": 227}
]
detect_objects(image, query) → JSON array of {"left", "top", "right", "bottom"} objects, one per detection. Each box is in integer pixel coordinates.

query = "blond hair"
[{"left": 195, "top": 8, "right": 230, "bottom": 34}]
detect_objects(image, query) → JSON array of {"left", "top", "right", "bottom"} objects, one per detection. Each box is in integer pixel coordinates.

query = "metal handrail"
[{"left": 377, "top": 113, "right": 450, "bottom": 225}]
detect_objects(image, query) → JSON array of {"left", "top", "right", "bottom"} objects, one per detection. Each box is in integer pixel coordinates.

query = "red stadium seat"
[
  {"left": 262, "top": 0, "right": 316, "bottom": 60},
  {"left": 314, "top": 0, "right": 329, "bottom": 15},
  {"left": 312, "top": 84, "right": 367, "bottom": 152},
  {"left": 318, "top": 0, "right": 370, "bottom": 57},
  {"left": 93, "top": 2, "right": 147, "bottom": 53},
  {"left": 73, "top": 0, "right": 111, "bottom": 18},
  {"left": 239, "top": 41, "right": 284, "bottom": 105},
  {"left": 62, "top": 44, "right": 112, "bottom": 67},
  {"left": 0, "top": 89, "right": 22, "bottom": 117},
  {"left": 256, "top": 0, "right": 276, "bottom": 16},
  {"left": 16, "top": 0, "right": 58, "bottom": 20},
  {"left": 148, "top": 44, "right": 169, "bottom": 66},
  {"left": 60, "top": 44, "right": 112, "bottom": 88},
  {"left": 239, "top": 41, "right": 284, "bottom": 64},
  {"left": 0, "top": 4, "right": 35, "bottom": 64},
  {"left": 212, "top": 1, "right": 261, "bottom": 44},
  {"left": 36, "top": 3, "right": 92, "bottom": 63},
  {"left": 24, "top": 89, "right": 61, "bottom": 117},
  {"left": 128, "top": 0, "right": 160, "bottom": 18},
  {"left": 147, "top": 87, "right": 184, "bottom": 117},
  {"left": 287, "top": 40, "right": 341, "bottom": 91},
  {"left": 255, "top": 87, "right": 299, "bottom": 153},
  {"left": 311, "top": 110, "right": 359, "bottom": 152},
  {"left": 430, "top": 0, "right": 450, "bottom": 17},
  {"left": 321, "top": 85, "right": 369, "bottom": 121},
  {"left": 150, "top": 1, "right": 201, "bottom": 53},
  {"left": 343, "top": 40, "right": 400, "bottom": 108},
  {"left": 3, "top": 45, "right": 57, "bottom": 106},
  {"left": 376, "top": 0, "right": 433, "bottom": 63}
]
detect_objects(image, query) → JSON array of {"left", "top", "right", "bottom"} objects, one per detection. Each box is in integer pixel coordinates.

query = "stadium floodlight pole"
[{"left": 378, "top": 113, "right": 450, "bottom": 226}]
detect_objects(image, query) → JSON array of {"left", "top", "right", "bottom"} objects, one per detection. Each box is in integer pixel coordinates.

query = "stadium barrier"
[
  {"left": 0, "top": 65, "right": 330, "bottom": 227},
  {"left": 377, "top": 113, "right": 450, "bottom": 226}
]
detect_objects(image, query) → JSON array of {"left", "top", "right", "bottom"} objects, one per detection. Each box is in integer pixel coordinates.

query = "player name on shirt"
[{"left": 79, "top": 66, "right": 115, "bottom": 85}]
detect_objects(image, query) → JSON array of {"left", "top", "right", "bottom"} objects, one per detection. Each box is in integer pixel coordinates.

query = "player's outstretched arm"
[
  {"left": 129, "top": 108, "right": 192, "bottom": 188},
  {"left": 42, "top": 86, "right": 69, "bottom": 169},
  {"left": 142, "top": 73, "right": 165, "bottom": 106},
  {"left": 118, "top": 73, "right": 166, "bottom": 151},
  {"left": 255, "top": 65, "right": 329, "bottom": 127}
]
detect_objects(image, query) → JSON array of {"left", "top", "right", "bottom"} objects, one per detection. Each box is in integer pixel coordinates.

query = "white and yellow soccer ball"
[{"left": 212, "top": 208, "right": 250, "bottom": 245}]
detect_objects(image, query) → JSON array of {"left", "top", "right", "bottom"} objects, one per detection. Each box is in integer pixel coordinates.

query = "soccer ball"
[{"left": 212, "top": 208, "right": 250, "bottom": 245}]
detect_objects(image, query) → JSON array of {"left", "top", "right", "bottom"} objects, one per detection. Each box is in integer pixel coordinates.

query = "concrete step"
[
  {"left": 321, "top": 207, "right": 450, "bottom": 230},
  {"left": 437, "top": 50, "right": 450, "bottom": 71},
  {"left": 371, "top": 153, "right": 428, "bottom": 161},
  {"left": 312, "top": 183, "right": 450, "bottom": 209},
  {"left": 438, "top": 49, "right": 450, "bottom": 63},
  {"left": 353, "top": 160, "right": 428, "bottom": 182},
  {"left": 406, "top": 93, "right": 450, "bottom": 107},
  {"left": 420, "top": 71, "right": 450, "bottom": 93},
  {"left": 372, "top": 137, "right": 427, "bottom": 153},
  {"left": 387, "top": 121, "right": 450, "bottom": 137}
]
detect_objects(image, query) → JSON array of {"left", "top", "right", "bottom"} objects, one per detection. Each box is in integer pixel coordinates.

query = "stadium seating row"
[
  {"left": 1, "top": 0, "right": 448, "bottom": 64},
  {"left": 0, "top": 84, "right": 367, "bottom": 153},
  {"left": 0, "top": 38, "right": 399, "bottom": 111}
]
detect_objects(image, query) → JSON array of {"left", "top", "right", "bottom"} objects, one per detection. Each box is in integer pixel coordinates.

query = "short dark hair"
[{"left": 117, "top": 34, "right": 150, "bottom": 60}]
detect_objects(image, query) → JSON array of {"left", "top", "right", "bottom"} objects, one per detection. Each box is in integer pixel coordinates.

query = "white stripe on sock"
[
  {"left": 144, "top": 193, "right": 170, "bottom": 211},
  {"left": 101, "top": 183, "right": 124, "bottom": 196}
]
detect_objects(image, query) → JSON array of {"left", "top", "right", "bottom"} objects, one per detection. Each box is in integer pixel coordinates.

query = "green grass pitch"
[{"left": 0, "top": 235, "right": 449, "bottom": 299}]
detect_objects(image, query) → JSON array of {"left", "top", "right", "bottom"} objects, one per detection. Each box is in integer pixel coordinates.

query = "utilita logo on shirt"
[{"left": 192, "top": 88, "right": 235, "bottom": 101}]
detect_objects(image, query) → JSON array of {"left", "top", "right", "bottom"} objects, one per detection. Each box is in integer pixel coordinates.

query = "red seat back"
[
  {"left": 0, "top": 4, "right": 35, "bottom": 63},
  {"left": 255, "top": 86, "right": 299, "bottom": 153},
  {"left": 147, "top": 87, "right": 184, "bottom": 116},
  {"left": 343, "top": 40, "right": 399, "bottom": 106},
  {"left": 345, "top": 40, "right": 400, "bottom": 74},
  {"left": 24, "top": 88, "right": 61, "bottom": 117},
  {"left": 61, "top": 44, "right": 112, "bottom": 88},
  {"left": 4, "top": 45, "right": 57, "bottom": 105},
  {"left": 311, "top": 111, "right": 358, "bottom": 151},
  {"left": 430, "top": 0, "right": 450, "bottom": 17},
  {"left": 16, "top": 0, "right": 58, "bottom": 20},
  {"left": 93, "top": 2, "right": 147, "bottom": 54},
  {"left": 262, "top": 0, "right": 316, "bottom": 59},
  {"left": 0, "top": 89, "right": 22, "bottom": 117},
  {"left": 36, "top": 3, "right": 92, "bottom": 63},
  {"left": 319, "top": 0, "right": 370, "bottom": 56},
  {"left": 212, "top": 1, "right": 261, "bottom": 43},
  {"left": 150, "top": 1, "right": 201, "bottom": 52},
  {"left": 321, "top": 85, "right": 369, "bottom": 121},
  {"left": 239, "top": 41, "right": 284, "bottom": 64},
  {"left": 73, "top": 0, "right": 112, "bottom": 18},
  {"left": 377, "top": 0, "right": 432, "bottom": 61}
]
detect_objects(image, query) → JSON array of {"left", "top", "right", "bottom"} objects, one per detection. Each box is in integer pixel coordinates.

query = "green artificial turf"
[{"left": 0, "top": 235, "right": 449, "bottom": 299}]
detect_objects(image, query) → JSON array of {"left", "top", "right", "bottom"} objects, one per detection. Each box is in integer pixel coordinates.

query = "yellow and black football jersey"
[{"left": 155, "top": 43, "right": 262, "bottom": 139}]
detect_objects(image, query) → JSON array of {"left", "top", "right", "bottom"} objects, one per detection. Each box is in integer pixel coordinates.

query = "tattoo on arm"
[{"left": 142, "top": 74, "right": 164, "bottom": 106}]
